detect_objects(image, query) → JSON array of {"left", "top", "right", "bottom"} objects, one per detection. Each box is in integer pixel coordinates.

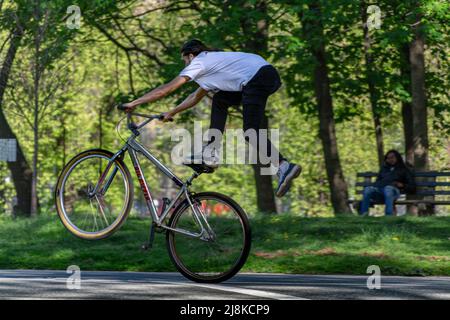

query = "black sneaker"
[{"left": 276, "top": 162, "right": 302, "bottom": 197}]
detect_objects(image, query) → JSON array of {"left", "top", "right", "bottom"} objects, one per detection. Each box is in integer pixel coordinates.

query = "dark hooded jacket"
[{"left": 373, "top": 163, "right": 416, "bottom": 194}]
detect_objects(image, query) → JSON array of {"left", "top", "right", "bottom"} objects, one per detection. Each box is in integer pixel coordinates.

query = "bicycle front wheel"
[
  {"left": 166, "top": 192, "right": 251, "bottom": 283},
  {"left": 55, "top": 149, "right": 133, "bottom": 240}
]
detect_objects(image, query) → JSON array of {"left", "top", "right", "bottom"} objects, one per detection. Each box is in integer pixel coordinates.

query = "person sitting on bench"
[{"left": 360, "top": 150, "right": 416, "bottom": 216}]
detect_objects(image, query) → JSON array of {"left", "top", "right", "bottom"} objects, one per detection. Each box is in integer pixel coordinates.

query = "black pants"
[{"left": 209, "top": 65, "right": 286, "bottom": 164}]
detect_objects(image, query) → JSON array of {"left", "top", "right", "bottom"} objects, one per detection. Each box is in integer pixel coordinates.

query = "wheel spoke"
[
  {"left": 89, "top": 198, "right": 99, "bottom": 231},
  {"left": 95, "top": 194, "right": 110, "bottom": 226}
]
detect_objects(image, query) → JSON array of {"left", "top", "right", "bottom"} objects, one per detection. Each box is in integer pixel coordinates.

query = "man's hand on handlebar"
[
  {"left": 119, "top": 102, "right": 136, "bottom": 113},
  {"left": 160, "top": 112, "right": 174, "bottom": 123},
  {"left": 117, "top": 103, "right": 174, "bottom": 124}
]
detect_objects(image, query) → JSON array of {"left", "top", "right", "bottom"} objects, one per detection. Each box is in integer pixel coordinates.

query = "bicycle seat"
[{"left": 183, "top": 162, "right": 216, "bottom": 174}]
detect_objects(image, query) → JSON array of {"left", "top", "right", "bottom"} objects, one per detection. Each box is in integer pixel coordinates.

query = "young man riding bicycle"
[{"left": 122, "top": 39, "right": 301, "bottom": 197}]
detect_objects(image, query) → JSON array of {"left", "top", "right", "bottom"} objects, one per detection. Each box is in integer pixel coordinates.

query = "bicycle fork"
[
  {"left": 88, "top": 152, "right": 124, "bottom": 224},
  {"left": 90, "top": 148, "right": 126, "bottom": 198},
  {"left": 185, "top": 188, "right": 216, "bottom": 242}
]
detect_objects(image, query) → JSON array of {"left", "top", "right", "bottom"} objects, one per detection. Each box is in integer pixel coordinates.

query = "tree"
[
  {"left": 361, "top": 1, "right": 385, "bottom": 166},
  {"left": 2, "top": 0, "right": 117, "bottom": 215},
  {"left": 399, "top": 44, "right": 415, "bottom": 166},
  {"left": 6, "top": 0, "right": 78, "bottom": 215},
  {"left": 295, "top": 1, "right": 352, "bottom": 214},
  {"left": 0, "top": 1, "right": 33, "bottom": 216},
  {"left": 237, "top": 0, "right": 278, "bottom": 214},
  {"left": 2, "top": 0, "right": 447, "bottom": 217},
  {"left": 409, "top": 7, "right": 429, "bottom": 173}
]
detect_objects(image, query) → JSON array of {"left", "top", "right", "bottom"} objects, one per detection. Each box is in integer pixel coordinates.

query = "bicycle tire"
[
  {"left": 55, "top": 149, "right": 134, "bottom": 240},
  {"left": 166, "top": 192, "right": 251, "bottom": 283}
]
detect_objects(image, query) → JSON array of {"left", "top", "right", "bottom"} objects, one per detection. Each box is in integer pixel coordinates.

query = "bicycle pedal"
[{"left": 141, "top": 243, "right": 151, "bottom": 251}]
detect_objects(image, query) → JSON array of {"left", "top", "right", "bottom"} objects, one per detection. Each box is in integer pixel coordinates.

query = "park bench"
[{"left": 348, "top": 171, "right": 450, "bottom": 214}]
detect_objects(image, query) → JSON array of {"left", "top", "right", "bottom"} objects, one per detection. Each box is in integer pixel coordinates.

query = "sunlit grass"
[{"left": 0, "top": 213, "right": 448, "bottom": 275}]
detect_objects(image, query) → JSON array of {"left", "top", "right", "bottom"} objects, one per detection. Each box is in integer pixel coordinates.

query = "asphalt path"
[{"left": 0, "top": 270, "right": 449, "bottom": 300}]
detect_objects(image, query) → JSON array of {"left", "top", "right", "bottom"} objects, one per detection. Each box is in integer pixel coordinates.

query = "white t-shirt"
[{"left": 179, "top": 51, "right": 270, "bottom": 92}]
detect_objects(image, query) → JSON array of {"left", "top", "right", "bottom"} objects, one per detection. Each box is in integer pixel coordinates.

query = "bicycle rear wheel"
[
  {"left": 166, "top": 192, "right": 251, "bottom": 283},
  {"left": 55, "top": 149, "right": 133, "bottom": 240}
]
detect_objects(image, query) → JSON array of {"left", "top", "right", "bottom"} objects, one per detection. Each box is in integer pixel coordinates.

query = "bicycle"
[{"left": 55, "top": 105, "right": 251, "bottom": 283}]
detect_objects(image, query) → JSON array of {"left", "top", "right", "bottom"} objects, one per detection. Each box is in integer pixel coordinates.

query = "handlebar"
[
  {"left": 116, "top": 103, "right": 128, "bottom": 112},
  {"left": 116, "top": 103, "right": 173, "bottom": 136}
]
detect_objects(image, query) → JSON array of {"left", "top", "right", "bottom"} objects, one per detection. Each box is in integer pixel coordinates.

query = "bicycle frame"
[{"left": 91, "top": 121, "right": 213, "bottom": 240}]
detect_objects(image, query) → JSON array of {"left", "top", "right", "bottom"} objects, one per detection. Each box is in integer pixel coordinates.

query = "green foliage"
[{"left": 0, "top": 0, "right": 448, "bottom": 217}]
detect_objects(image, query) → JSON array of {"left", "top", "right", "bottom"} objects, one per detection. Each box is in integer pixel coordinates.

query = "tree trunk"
[
  {"left": 447, "top": 140, "right": 450, "bottom": 168},
  {"left": 62, "top": 117, "right": 66, "bottom": 166},
  {"left": 251, "top": 115, "right": 278, "bottom": 213},
  {"left": 401, "top": 101, "right": 414, "bottom": 166},
  {"left": 402, "top": 109, "right": 415, "bottom": 166},
  {"left": 99, "top": 107, "right": 103, "bottom": 149},
  {"left": 0, "top": 27, "right": 33, "bottom": 217},
  {"left": 409, "top": 24, "right": 429, "bottom": 172},
  {"left": 302, "top": 3, "right": 351, "bottom": 215},
  {"left": 409, "top": 15, "right": 431, "bottom": 216},
  {"left": 31, "top": 80, "right": 39, "bottom": 216},
  {"left": 398, "top": 44, "right": 417, "bottom": 215},
  {"left": 30, "top": 2, "right": 42, "bottom": 217},
  {"left": 400, "top": 53, "right": 416, "bottom": 214},
  {"left": 361, "top": 2, "right": 384, "bottom": 167},
  {"left": 313, "top": 52, "right": 351, "bottom": 214},
  {"left": 400, "top": 44, "right": 415, "bottom": 166},
  {"left": 241, "top": 0, "right": 277, "bottom": 214}
]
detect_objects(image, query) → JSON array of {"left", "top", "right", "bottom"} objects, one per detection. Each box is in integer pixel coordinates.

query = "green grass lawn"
[{"left": 0, "top": 213, "right": 449, "bottom": 276}]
